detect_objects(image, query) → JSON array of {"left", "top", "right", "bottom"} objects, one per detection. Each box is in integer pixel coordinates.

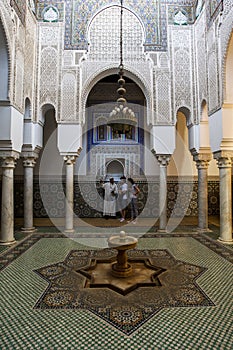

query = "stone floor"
[{"left": 0, "top": 218, "right": 232, "bottom": 349}]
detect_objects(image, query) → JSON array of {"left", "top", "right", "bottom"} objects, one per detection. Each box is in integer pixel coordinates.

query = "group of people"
[{"left": 100, "top": 176, "right": 140, "bottom": 224}]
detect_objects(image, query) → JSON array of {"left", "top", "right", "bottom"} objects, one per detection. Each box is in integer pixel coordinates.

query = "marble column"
[
  {"left": 215, "top": 155, "right": 233, "bottom": 243},
  {"left": 0, "top": 157, "right": 17, "bottom": 245},
  {"left": 64, "top": 156, "right": 76, "bottom": 233},
  {"left": 156, "top": 155, "right": 170, "bottom": 232},
  {"left": 194, "top": 154, "right": 211, "bottom": 231},
  {"left": 21, "top": 157, "right": 37, "bottom": 232}
]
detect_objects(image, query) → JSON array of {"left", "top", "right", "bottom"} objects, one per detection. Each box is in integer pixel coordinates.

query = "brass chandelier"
[{"left": 108, "top": 0, "right": 137, "bottom": 126}]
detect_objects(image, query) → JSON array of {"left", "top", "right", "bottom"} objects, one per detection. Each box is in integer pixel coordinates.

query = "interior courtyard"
[{"left": 0, "top": 0, "right": 232, "bottom": 349}]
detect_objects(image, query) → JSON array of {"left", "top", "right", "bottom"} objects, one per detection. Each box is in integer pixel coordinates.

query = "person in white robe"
[{"left": 100, "top": 178, "right": 118, "bottom": 218}]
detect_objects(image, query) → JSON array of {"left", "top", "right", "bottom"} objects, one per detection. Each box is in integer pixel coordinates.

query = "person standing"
[
  {"left": 127, "top": 177, "right": 140, "bottom": 224},
  {"left": 118, "top": 176, "right": 128, "bottom": 222},
  {"left": 100, "top": 177, "right": 118, "bottom": 219}
]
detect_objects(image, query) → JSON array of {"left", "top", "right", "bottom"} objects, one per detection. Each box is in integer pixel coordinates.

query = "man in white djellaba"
[{"left": 100, "top": 177, "right": 118, "bottom": 219}]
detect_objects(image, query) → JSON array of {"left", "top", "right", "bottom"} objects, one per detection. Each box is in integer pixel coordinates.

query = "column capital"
[
  {"left": 213, "top": 150, "right": 233, "bottom": 160},
  {"left": 156, "top": 154, "right": 171, "bottom": 167},
  {"left": 64, "top": 155, "right": 77, "bottom": 165},
  {"left": 0, "top": 150, "right": 19, "bottom": 164},
  {"left": 215, "top": 156, "right": 232, "bottom": 168},
  {"left": 195, "top": 159, "right": 210, "bottom": 170},
  {"left": 22, "top": 157, "right": 37, "bottom": 168},
  {"left": 193, "top": 153, "right": 211, "bottom": 170},
  {"left": 0, "top": 156, "right": 17, "bottom": 169}
]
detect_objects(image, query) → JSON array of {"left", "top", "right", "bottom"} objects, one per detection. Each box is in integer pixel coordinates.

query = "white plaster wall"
[
  {"left": 35, "top": 113, "right": 61, "bottom": 176},
  {"left": 0, "top": 105, "right": 23, "bottom": 152},
  {"left": 144, "top": 130, "right": 159, "bottom": 176},
  {"left": 168, "top": 115, "right": 197, "bottom": 177},
  {"left": 23, "top": 121, "right": 43, "bottom": 149},
  {"left": 222, "top": 104, "right": 233, "bottom": 144},
  {"left": 209, "top": 109, "right": 223, "bottom": 152},
  {"left": 208, "top": 158, "right": 219, "bottom": 176},
  {"left": 74, "top": 132, "right": 87, "bottom": 175},
  {"left": 57, "top": 124, "right": 82, "bottom": 155},
  {"left": 150, "top": 125, "right": 176, "bottom": 154}
]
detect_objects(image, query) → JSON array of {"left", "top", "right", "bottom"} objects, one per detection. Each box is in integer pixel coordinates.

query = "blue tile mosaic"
[{"left": 36, "top": 1, "right": 216, "bottom": 51}]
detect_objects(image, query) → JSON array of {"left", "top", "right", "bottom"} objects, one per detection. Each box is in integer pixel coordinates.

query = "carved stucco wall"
[
  {"left": 0, "top": 1, "right": 37, "bottom": 113},
  {"left": 60, "top": 71, "right": 77, "bottom": 121},
  {"left": 33, "top": 1, "right": 232, "bottom": 127},
  {"left": 0, "top": 0, "right": 20, "bottom": 104},
  {"left": 37, "top": 24, "right": 63, "bottom": 117},
  {"left": 207, "top": 25, "right": 220, "bottom": 114},
  {"left": 90, "top": 145, "right": 141, "bottom": 177},
  {"left": 24, "top": 6, "right": 37, "bottom": 119},
  {"left": 170, "top": 27, "right": 194, "bottom": 123},
  {"left": 220, "top": 2, "right": 233, "bottom": 103},
  {"left": 153, "top": 52, "right": 172, "bottom": 125},
  {"left": 80, "top": 5, "right": 152, "bottom": 124},
  {"left": 194, "top": 8, "right": 208, "bottom": 122}
]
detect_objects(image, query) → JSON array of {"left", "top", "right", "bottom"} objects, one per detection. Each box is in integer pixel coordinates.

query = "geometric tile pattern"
[
  {"left": 36, "top": 0, "right": 199, "bottom": 52},
  {"left": 14, "top": 180, "right": 221, "bottom": 218},
  {"left": 1, "top": 231, "right": 233, "bottom": 273},
  {"left": 33, "top": 248, "right": 214, "bottom": 335},
  {"left": 38, "top": 0, "right": 166, "bottom": 51},
  {"left": 0, "top": 234, "right": 232, "bottom": 349},
  {"left": 0, "top": 233, "right": 65, "bottom": 272}
]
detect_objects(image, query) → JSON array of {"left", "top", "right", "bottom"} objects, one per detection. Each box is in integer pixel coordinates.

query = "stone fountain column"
[
  {"left": 64, "top": 155, "right": 77, "bottom": 233},
  {"left": 0, "top": 154, "right": 18, "bottom": 245},
  {"left": 193, "top": 153, "right": 211, "bottom": 231},
  {"left": 21, "top": 156, "right": 37, "bottom": 232},
  {"left": 156, "top": 155, "right": 171, "bottom": 232},
  {"left": 214, "top": 152, "right": 233, "bottom": 243}
]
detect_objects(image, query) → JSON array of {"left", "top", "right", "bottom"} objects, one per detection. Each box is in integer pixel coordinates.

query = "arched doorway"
[
  {"left": 85, "top": 74, "right": 146, "bottom": 178},
  {"left": 105, "top": 159, "right": 124, "bottom": 180}
]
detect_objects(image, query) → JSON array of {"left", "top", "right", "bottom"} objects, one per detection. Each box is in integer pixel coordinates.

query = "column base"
[
  {"left": 0, "top": 239, "right": 16, "bottom": 246},
  {"left": 217, "top": 237, "right": 233, "bottom": 245},
  {"left": 157, "top": 229, "right": 167, "bottom": 233},
  {"left": 21, "top": 227, "right": 37, "bottom": 233},
  {"left": 64, "top": 229, "right": 75, "bottom": 234}
]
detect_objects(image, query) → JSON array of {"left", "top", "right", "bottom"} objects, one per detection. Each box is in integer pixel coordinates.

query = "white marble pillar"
[
  {"left": 215, "top": 156, "right": 233, "bottom": 243},
  {"left": 156, "top": 155, "right": 170, "bottom": 232},
  {"left": 22, "top": 157, "right": 37, "bottom": 232},
  {"left": 194, "top": 155, "right": 211, "bottom": 231},
  {"left": 64, "top": 156, "right": 76, "bottom": 233},
  {"left": 0, "top": 157, "right": 17, "bottom": 245}
]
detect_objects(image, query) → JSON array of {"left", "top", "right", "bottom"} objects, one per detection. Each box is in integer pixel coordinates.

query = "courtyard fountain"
[{"left": 108, "top": 231, "right": 138, "bottom": 277}]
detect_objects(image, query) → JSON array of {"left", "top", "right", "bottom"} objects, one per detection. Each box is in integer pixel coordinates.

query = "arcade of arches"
[{"left": 0, "top": 1, "right": 232, "bottom": 349}]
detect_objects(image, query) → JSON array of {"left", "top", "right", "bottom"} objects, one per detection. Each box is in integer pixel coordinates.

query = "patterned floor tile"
[{"left": 0, "top": 232, "right": 232, "bottom": 349}]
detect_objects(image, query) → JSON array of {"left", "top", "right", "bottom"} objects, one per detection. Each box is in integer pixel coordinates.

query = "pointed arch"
[
  {"left": 175, "top": 106, "right": 192, "bottom": 126},
  {"left": 200, "top": 99, "right": 208, "bottom": 122},
  {"left": 81, "top": 66, "right": 151, "bottom": 125},
  {"left": 87, "top": 4, "right": 146, "bottom": 44},
  {"left": 24, "top": 98, "right": 32, "bottom": 120}
]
